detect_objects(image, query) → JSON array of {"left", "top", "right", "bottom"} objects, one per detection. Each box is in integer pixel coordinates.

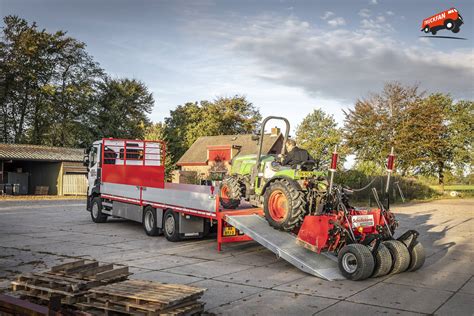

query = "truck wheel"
[
  {"left": 220, "top": 176, "right": 242, "bottom": 209},
  {"left": 407, "top": 241, "right": 425, "bottom": 272},
  {"left": 383, "top": 240, "right": 410, "bottom": 274},
  {"left": 264, "top": 179, "right": 306, "bottom": 231},
  {"left": 445, "top": 20, "right": 455, "bottom": 30},
  {"left": 431, "top": 29, "right": 437, "bottom": 35},
  {"left": 91, "top": 197, "right": 107, "bottom": 223},
  {"left": 372, "top": 243, "right": 393, "bottom": 277},
  {"left": 423, "top": 26, "right": 430, "bottom": 33},
  {"left": 163, "top": 209, "right": 181, "bottom": 242},
  {"left": 338, "top": 244, "right": 375, "bottom": 281},
  {"left": 143, "top": 206, "right": 161, "bottom": 236},
  {"left": 452, "top": 27, "right": 460, "bottom": 33}
]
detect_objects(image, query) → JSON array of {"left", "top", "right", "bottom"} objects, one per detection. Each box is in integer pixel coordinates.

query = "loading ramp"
[{"left": 225, "top": 214, "right": 345, "bottom": 281}]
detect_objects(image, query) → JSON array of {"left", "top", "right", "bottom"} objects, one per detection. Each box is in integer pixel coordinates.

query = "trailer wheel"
[
  {"left": 407, "top": 241, "right": 425, "bottom": 272},
  {"left": 372, "top": 243, "right": 393, "bottom": 277},
  {"left": 143, "top": 206, "right": 161, "bottom": 237},
  {"left": 338, "top": 244, "right": 375, "bottom": 281},
  {"left": 383, "top": 240, "right": 410, "bottom": 274},
  {"left": 163, "top": 209, "right": 181, "bottom": 242},
  {"left": 91, "top": 197, "right": 107, "bottom": 223}
]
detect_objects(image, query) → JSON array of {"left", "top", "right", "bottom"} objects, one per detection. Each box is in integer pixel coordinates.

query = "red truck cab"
[{"left": 421, "top": 8, "right": 463, "bottom": 35}]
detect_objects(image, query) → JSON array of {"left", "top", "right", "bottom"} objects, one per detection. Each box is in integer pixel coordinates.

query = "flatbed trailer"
[{"left": 85, "top": 138, "right": 342, "bottom": 281}]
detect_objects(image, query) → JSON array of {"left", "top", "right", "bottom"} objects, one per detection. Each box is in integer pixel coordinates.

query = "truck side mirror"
[{"left": 83, "top": 155, "right": 90, "bottom": 167}]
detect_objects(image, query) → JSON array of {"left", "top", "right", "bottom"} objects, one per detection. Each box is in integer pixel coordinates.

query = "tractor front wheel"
[
  {"left": 220, "top": 176, "right": 243, "bottom": 209},
  {"left": 264, "top": 179, "right": 306, "bottom": 231}
]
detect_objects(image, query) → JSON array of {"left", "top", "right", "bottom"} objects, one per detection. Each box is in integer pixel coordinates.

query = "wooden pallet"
[
  {"left": 76, "top": 279, "right": 206, "bottom": 316},
  {"left": 10, "top": 260, "right": 131, "bottom": 305}
]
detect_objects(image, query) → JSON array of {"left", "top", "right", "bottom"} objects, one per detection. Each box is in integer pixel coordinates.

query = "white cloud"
[
  {"left": 230, "top": 16, "right": 474, "bottom": 101},
  {"left": 327, "top": 17, "right": 346, "bottom": 27},
  {"left": 358, "top": 9, "right": 371, "bottom": 18},
  {"left": 321, "top": 11, "right": 334, "bottom": 20},
  {"left": 370, "top": 0, "right": 378, "bottom": 4},
  {"left": 386, "top": 11, "right": 394, "bottom": 16}
]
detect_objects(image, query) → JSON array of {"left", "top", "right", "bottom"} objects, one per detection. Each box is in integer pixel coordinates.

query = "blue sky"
[{"left": 1, "top": 0, "right": 473, "bottom": 133}]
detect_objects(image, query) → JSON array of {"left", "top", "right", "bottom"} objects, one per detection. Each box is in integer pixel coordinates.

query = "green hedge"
[{"left": 334, "top": 170, "right": 440, "bottom": 204}]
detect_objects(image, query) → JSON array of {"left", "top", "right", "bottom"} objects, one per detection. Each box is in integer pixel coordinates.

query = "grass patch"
[{"left": 429, "top": 185, "right": 474, "bottom": 191}]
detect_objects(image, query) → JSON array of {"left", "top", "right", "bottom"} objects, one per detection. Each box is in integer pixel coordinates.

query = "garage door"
[{"left": 62, "top": 174, "right": 87, "bottom": 195}]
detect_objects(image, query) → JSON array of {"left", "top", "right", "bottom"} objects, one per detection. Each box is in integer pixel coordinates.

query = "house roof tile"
[{"left": 0, "top": 143, "right": 84, "bottom": 162}]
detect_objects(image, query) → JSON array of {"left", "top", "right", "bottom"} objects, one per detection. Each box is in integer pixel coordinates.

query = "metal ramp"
[{"left": 225, "top": 214, "right": 344, "bottom": 281}]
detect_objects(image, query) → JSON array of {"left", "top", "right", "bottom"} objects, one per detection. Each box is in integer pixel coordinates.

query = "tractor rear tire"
[
  {"left": 372, "top": 243, "right": 393, "bottom": 278},
  {"left": 383, "top": 240, "right": 410, "bottom": 274},
  {"left": 407, "top": 241, "right": 425, "bottom": 272},
  {"left": 264, "top": 179, "right": 306, "bottom": 231},
  {"left": 220, "top": 176, "right": 243, "bottom": 209},
  {"left": 338, "top": 244, "right": 375, "bottom": 281}
]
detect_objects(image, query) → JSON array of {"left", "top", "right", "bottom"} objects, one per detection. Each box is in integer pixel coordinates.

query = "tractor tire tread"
[
  {"left": 220, "top": 176, "right": 243, "bottom": 209},
  {"left": 264, "top": 178, "right": 306, "bottom": 231}
]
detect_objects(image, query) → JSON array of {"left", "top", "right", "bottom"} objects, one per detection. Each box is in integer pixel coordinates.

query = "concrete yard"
[{"left": 0, "top": 198, "right": 472, "bottom": 315}]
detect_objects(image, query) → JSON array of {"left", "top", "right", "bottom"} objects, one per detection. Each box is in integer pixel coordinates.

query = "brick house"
[{"left": 174, "top": 128, "right": 283, "bottom": 183}]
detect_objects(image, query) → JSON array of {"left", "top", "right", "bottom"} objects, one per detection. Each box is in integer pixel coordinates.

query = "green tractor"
[{"left": 220, "top": 116, "right": 327, "bottom": 231}]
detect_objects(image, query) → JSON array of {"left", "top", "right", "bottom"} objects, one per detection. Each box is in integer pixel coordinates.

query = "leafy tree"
[
  {"left": 345, "top": 82, "right": 473, "bottom": 185},
  {"left": 0, "top": 15, "right": 103, "bottom": 146},
  {"left": 295, "top": 109, "right": 344, "bottom": 169},
  {"left": 144, "top": 122, "right": 174, "bottom": 181},
  {"left": 165, "top": 95, "right": 261, "bottom": 164},
  {"left": 344, "top": 82, "right": 425, "bottom": 174},
  {"left": 88, "top": 78, "right": 153, "bottom": 142}
]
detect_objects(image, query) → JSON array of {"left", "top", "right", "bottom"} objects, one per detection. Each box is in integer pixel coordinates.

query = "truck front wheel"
[{"left": 91, "top": 197, "right": 107, "bottom": 223}]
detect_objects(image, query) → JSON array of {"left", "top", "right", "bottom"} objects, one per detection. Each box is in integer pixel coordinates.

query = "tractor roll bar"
[{"left": 255, "top": 116, "right": 290, "bottom": 179}]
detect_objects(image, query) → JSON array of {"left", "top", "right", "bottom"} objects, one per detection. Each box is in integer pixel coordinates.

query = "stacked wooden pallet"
[
  {"left": 76, "top": 279, "right": 206, "bottom": 316},
  {"left": 10, "top": 260, "right": 130, "bottom": 305}
]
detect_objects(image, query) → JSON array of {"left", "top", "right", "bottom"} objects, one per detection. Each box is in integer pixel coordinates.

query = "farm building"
[
  {"left": 0, "top": 143, "right": 87, "bottom": 196},
  {"left": 174, "top": 128, "right": 283, "bottom": 183}
]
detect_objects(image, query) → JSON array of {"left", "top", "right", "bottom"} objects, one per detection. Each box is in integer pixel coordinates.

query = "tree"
[
  {"left": 144, "top": 122, "right": 174, "bottom": 181},
  {"left": 344, "top": 82, "right": 425, "bottom": 174},
  {"left": 345, "top": 82, "right": 473, "bottom": 184},
  {"left": 165, "top": 95, "right": 261, "bottom": 164},
  {"left": 0, "top": 15, "right": 103, "bottom": 146},
  {"left": 90, "top": 78, "right": 153, "bottom": 142},
  {"left": 295, "top": 109, "right": 344, "bottom": 169}
]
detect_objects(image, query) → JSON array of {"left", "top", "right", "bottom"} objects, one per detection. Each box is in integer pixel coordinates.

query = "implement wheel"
[
  {"left": 407, "top": 241, "right": 425, "bottom": 272},
  {"left": 338, "top": 244, "right": 375, "bottom": 281},
  {"left": 383, "top": 240, "right": 410, "bottom": 274},
  {"left": 264, "top": 179, "right": 306, "bottom": 231},
  {"left": 220, "top": 176, "right": 242, "bottom": 209},
  {"left": 372, "top": 243, "right": 393, "bottom": 277}
]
